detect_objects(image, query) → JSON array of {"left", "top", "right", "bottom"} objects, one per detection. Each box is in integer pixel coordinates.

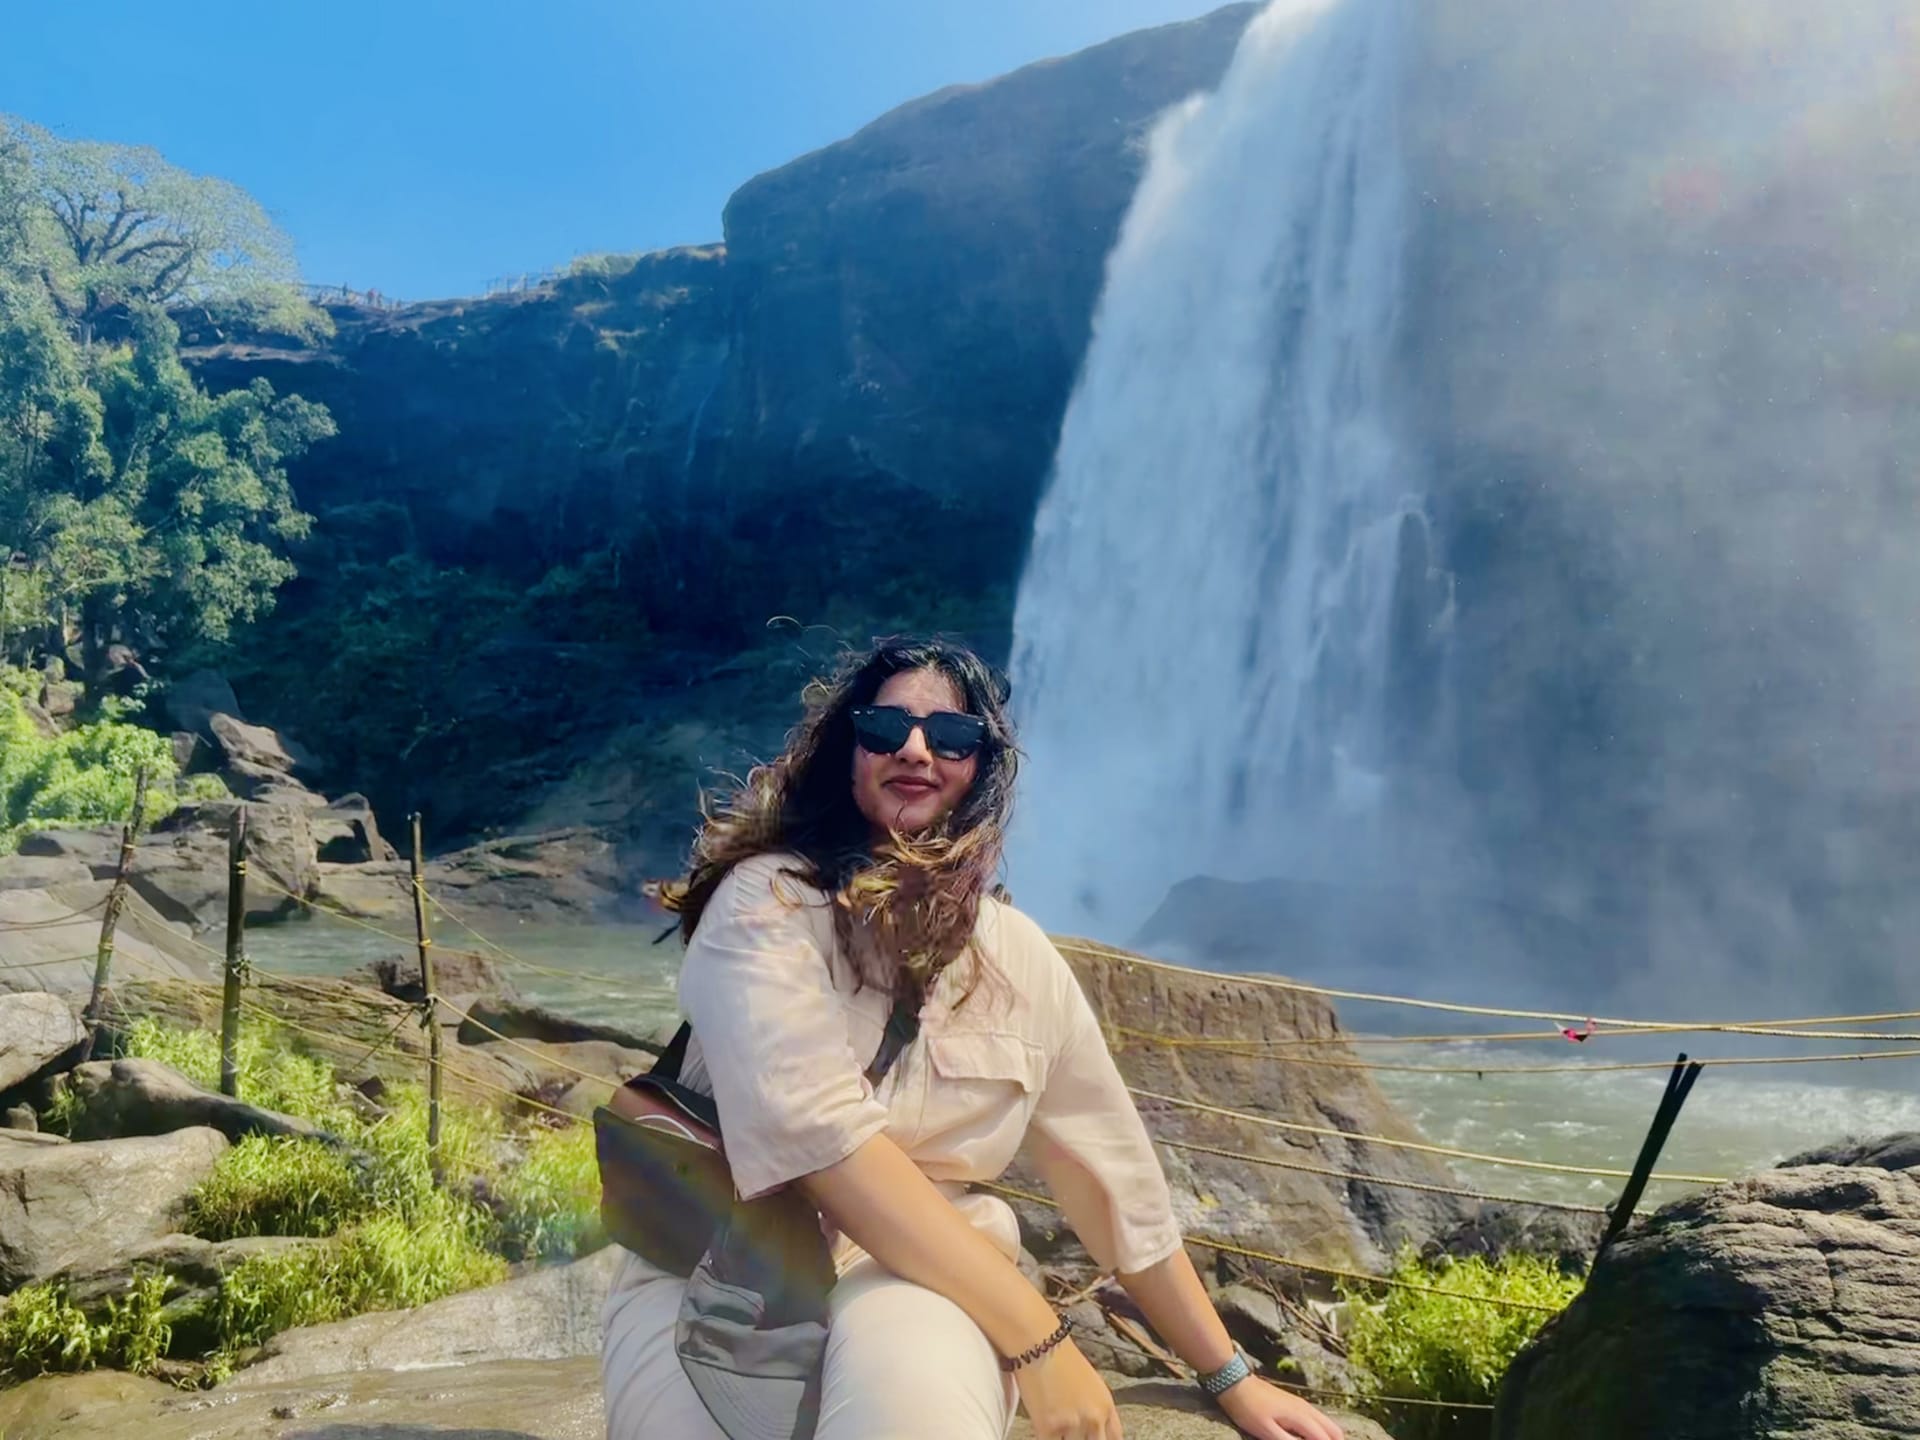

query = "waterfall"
[{"left": 1005, "top": 0, "right": 1426, "bottom": 940}]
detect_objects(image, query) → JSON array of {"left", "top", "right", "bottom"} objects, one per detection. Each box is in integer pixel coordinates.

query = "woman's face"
[{"left": 851, "top": 667, "right": 980, "bottom": 839}]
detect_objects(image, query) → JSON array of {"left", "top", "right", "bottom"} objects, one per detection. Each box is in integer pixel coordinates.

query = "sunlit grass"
[
  {"left": 1340, "top": 1249, "right": 1585, "bottom": 1439},
  {"left": 11, "top": 1016, "right": 603, "bottom": 1388}
]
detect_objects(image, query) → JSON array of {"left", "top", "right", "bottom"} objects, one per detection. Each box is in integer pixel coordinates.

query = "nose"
[{"left": 896, "top": 721, "right": 934, "bottom": 764}]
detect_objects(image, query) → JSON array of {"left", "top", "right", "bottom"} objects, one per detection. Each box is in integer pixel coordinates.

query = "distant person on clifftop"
[{"left": 598, "top": 637, "right": 1342, "bottom": 1440}]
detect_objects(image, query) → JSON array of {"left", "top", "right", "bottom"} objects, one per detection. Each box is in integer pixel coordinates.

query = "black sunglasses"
[{"left": 850, "top": 705, "right": 989, "bottom": 761}]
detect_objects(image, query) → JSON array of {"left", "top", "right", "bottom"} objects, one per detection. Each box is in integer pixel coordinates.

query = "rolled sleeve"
[
  {"left": 677, "top": 857, "right": 890, "bottom": 1201},
  {"left": 1025, "top": 946, "right": 1183, "bottom": 1275}
]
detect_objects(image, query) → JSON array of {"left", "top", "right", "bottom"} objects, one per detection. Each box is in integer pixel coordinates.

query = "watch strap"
[{"left": 1198, "top": 1347, "right": 1252, "bottom": 1397}]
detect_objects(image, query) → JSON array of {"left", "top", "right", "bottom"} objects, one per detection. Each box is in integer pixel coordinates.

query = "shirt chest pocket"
[
  {"left": 926, "top": 1030, "right": 1047, "bottom": 1095},
  {"left": 911, "top": 1030, "right": 1048, "bottom": 1172}
]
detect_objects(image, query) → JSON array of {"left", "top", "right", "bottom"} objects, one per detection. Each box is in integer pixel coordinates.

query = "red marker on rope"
[{"left": 1558, "top": 1019, "right": 1594, "bottom": 1043}]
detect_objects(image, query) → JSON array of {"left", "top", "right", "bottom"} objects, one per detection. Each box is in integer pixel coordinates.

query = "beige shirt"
[{"left": 676, "top": 852, "right": 1182, "bottom": 1276}]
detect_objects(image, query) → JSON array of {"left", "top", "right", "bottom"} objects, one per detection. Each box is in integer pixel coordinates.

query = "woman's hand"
[
  {"left": 1013, "top": 1339, "right": 1124, "bottom": 1440},
  {"left": 1215, "top": 1374, "right": 1343, "bottom": 1440}
]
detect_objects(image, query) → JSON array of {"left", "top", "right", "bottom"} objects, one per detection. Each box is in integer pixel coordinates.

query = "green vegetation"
[
  {"left": 1340, "top": 1249, "right": 1584, "bottom": 1439},
  {"left": 0, "top": 1272, "right": 173, "bottom": 1384},
  {"left": 0, "top": 686, "right": 227, "bottom": 852},
  {"left": 8, "top": 1015, "right": 601, "bottom": 1388},
  {"left": 1, "top": 116, "right": 319, "bottom": 336},
  {"left": 0, "top": 115, "right": 330, "bottom": 684}
]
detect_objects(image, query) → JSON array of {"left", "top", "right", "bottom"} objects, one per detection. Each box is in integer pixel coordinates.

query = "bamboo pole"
[
  {"left": 80, "top": 765, "right": 150, "bottom": 1060},
  {"left": 220, "top": 806, "right": 249, "bottom": 1097},
  {"left": 409, "top": 811, "right": 442, "bottom": 1165}
]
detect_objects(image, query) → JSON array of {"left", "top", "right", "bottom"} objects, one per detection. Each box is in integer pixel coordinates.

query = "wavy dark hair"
[{"left": 660, "top": 637, "right": 1019, "bottom": 997}]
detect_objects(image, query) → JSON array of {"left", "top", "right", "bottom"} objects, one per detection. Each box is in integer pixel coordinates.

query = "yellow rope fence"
[
  {"left": 1109, "top": 1024, "right": 1920, "bottom": 1073},
  {"left": 1129, "top": 1087, "right": 1729, "bottom": 1186},
  {"left": 1056, "top": 938, "right": 1920, "bottom": 1040}
]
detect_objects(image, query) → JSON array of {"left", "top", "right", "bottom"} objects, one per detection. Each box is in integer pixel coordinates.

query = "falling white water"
[{"left": 1005, "top": 0, "right": 1426, "bottom": 941}]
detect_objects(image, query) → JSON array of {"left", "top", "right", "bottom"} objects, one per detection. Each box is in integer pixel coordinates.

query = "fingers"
[
  {"left": 1283, "top": 1406, "right": 1343, "bottom": 1440},
  {"left": 1105, "top": 1402, "right": 1126, "bottom": 1440}
]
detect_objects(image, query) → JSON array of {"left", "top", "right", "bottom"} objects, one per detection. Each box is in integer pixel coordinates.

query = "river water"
[{"left": 249, "top": 916, "right": 1920, "bottom": 1211}]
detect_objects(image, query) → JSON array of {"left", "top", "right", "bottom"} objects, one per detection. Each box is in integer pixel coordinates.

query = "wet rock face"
[{"left": 1493, "top": 1151, "right": 1920, "bottom": 1440}]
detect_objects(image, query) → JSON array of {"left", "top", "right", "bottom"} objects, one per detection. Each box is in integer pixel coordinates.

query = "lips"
[{"left": 884, "top": 778, "right": 938, "bottom": 798}]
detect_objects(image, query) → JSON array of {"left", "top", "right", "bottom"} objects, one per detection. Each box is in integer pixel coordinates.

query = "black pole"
[{"left": 1596, "top": 1053, "right": 1705, "bottom": 1261}]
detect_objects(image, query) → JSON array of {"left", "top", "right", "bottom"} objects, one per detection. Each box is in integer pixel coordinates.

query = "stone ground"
[{"left": 0, "top": 1360, "right": 1390, "bottom": 1439}]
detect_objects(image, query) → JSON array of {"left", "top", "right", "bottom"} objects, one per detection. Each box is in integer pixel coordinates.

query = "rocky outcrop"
[
  {"left": 0, "top": 883, "right": 205, "bottom": 997},
  {"left": 181, "top": 8, "right": 1263, "bottom": 838},
  {"left": 711, "top": 3, "right": 1263, "bottom": 599},
  {"left": 158, "top": 667, "right": 241, "bottom": 741},
  {"left": 0, "top": 991, "right": 83, "bottom": 1091},
  {"left": 1492, "top": 1147, "right": 1920, "bottom": 1439},
  {"left": 0, "top": 1127, "right": 228, "bottom": 1290},
  {"left": 429, "top": 827, "right": 630, "bottom": 916},
  {"left": 311, "top": 792, "right": 396, "bottom": 863},
  {"left": 236, "top": 1244, "right": 621, "bottom": 1384},
  {"left": 52, "top": 1057, "right": 324, "bottom": 1144},
  {"left": 0, "top": 1357, "right": 1391, "bottom": 1440},
  {"left": 131, "top": 800, "right": 317, "bottom": 928},
  {"left": 1034, "top": 941, "right": 1473, "bottom": 1279}
]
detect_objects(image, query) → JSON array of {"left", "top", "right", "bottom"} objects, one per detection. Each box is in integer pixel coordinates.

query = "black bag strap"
[
  {"left": 653, "top": 1018, "right": 694, "bottom": 1081},
  {"left": 863, "top": 994, "right": 921, "bottom": 1086}
]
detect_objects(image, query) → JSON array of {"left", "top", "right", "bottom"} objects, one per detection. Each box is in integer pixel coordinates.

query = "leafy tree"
[
  {"left": 0, "top": 120, "right": 334, "bottom": 677},
  {"left": 0, "top": 116, "right": 322, "bottom": 338},
  {"left": 0, "top": 299, "right": 329, "bottom": 675}
]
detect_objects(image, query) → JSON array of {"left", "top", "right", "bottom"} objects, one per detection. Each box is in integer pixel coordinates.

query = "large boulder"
[
  {"left": 0, "top": 991, "right": 83, "bottom": 1091},
  {"left": 458, "top": 996, "right": 661, "bottom": 1056},
  {"left": 1493, "top": 1146, "right": 1920, "bottom": 1438},
  {"left": 1027, "top": 941, "right": 1474, "bottom": 1278},
  {"left": 159, "top": 668, "right": 242, "bottom": 741},
  {"left": 135, "top": 800, "right": 319, "bottom": 928},
  {"left": 0, "top": 1127, "right": 228, "bottom": 1290},
  {"left": 13, "top": 828, "right": 118, "bottom": 867},
  {"left": 427, "top": 827, "right": 628, "bottom": 917},
  {"left": 237, "top": 1244, "right": 622, "bottom": 1384},
  {"left": 206, "top": 713, "right": 314, "bottom": 782},
  {"left": 311, "top": 859, "right": 415, "bottom": 922},
  {"left": 0, "top": 854, "right": 96, "bottom": 892},
  {"left": 310, "top": 793, "right": 397, "bottom": 864},
  {"left": 0, "top": 885, "right": 206, "bottom": 997},
  {"left": 53, "top": 1057, "right": 324, "bottom": 1144}
]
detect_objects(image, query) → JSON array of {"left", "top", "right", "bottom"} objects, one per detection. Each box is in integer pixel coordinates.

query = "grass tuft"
[
  {"left": 8, "top": 1015, "right": 602, "bottom": 1389},
  {"left": 1340, "top": 1248, "right": 1584, "bottom": 1439}
]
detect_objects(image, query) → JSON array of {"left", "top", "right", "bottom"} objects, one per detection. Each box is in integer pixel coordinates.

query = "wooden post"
[
  {"left": 409, "top": 812, "right": 442, "bottom": 1163},
  {"left": 80, "top": 766, "right": 150, "bottom": 1060},
  {"left": 220, "top": 807, "right": 249, "bottom": 1097}
]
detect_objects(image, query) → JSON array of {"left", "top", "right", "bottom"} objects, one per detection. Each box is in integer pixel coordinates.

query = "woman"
[{"left": 602, "top": 637, "right": 1342, "bottom": 1440}]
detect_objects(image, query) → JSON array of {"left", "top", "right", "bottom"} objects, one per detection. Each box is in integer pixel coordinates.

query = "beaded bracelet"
[{"left": 999, "top": 1314, "right": 1074, "bottom": 1373}]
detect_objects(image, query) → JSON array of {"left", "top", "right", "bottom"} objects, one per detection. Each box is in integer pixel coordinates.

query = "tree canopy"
[
  {"left": 0, "top": 116, "right": 321, "bottom": 338},
  {"left": 0, "top": 119, "right": 331, "bottom": 680}
]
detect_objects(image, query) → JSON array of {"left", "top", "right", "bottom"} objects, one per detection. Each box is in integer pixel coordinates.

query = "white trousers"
[{"left": 601, "top": 1247, "right": 1016, "bottom": 1440}]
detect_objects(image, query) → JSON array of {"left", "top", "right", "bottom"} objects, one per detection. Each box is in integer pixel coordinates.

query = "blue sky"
[{"left": 3, "top": 0, "right": 1225, "bottom": 300}]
